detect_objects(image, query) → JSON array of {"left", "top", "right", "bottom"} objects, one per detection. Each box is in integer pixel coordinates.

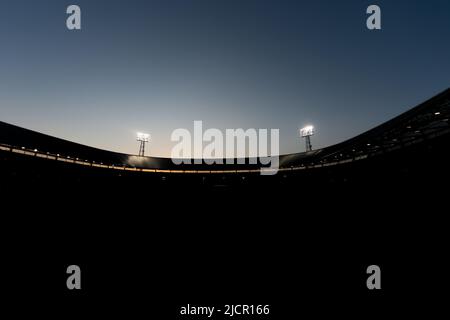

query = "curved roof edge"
[{"left": 1, "top": 88, "right": 449, "bottom": 171}]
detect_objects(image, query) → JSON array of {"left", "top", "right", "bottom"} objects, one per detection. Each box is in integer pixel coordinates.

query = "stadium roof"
[{"left": 1, "top": 88, "right": 449, "bottom": 173}]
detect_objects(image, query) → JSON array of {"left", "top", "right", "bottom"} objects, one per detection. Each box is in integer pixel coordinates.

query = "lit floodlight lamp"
[
  {"left": 299, "top": 125, "right": 314, "bottom": 137},
  {"left": 299, "top": 125, "right": 315, "bottom": 152},
  {"left": 136, "top": 132, "right": 150, "bottom": 156},
  {"left": 136, "top": 132, "right": 150, "bottom": 142}
]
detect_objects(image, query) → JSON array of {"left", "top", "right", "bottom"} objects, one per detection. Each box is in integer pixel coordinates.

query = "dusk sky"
[{"left": 1, "top": 0, "right": 449, "bottom": 157}]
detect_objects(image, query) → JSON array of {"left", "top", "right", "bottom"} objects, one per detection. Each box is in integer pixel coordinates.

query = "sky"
[{"left": 0, "top": 0, "right": 449, "bottom": 157}]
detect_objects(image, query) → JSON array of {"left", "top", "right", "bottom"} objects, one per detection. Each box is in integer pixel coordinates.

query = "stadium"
[
  {"left": 2, "top": 89, "right": 449, "bottom": 315},
  {"left": 1, "top": 88, "right": 449, "bottom": 190},
  {"left": 2, "top": 1, "right": 450, "bottom": 315}
]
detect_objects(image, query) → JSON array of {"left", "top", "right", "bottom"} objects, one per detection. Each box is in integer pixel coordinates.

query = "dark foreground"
[{"left": 1, "top": 130, "right": 448, "bottom": 318}]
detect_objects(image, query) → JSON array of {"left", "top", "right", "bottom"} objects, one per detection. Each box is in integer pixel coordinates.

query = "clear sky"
[{"left": 0, "top": 0, "right": 449, "bottom": 157}]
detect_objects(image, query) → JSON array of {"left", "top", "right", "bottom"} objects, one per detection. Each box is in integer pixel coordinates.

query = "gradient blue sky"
[{"left": 0, "top": 0, "right": 449, "bottom": 156}]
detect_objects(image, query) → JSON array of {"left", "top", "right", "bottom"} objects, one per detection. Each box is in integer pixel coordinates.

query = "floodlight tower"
[
  {"left": 137, "top": 132, "right": 150, "bottom": 157},
  {"left": 299, "top": 125, "right": 314, "bottom": 152}
]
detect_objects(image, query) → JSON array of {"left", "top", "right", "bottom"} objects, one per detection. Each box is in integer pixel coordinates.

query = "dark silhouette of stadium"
[
  {"left": 1, "top": 88, "right": 449, "bottom": 189},
  {"left": 2, "top": 89, "right": 448, "bottom": 312}
]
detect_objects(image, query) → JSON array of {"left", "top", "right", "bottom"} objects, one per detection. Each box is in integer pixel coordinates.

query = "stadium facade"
[
  {"left": 2, "top": 89, "right": 448, "bottom": 311},
  {"left": 1, "top": 88, "right": 449, "bottom": 188}
]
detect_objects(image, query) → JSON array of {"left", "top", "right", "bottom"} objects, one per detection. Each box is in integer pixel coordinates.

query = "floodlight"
[
  {"left": 136, "top": 132, "right": 150, "bottom": 156},
  {"left": 299, "top": 125, "right": 315, "bottom": 152},
  {"left": 300, "top": 125, "right": 314, "bottom": 137},
  {"left": 136, "top": 132, "right": 150, "bottom": 142}
]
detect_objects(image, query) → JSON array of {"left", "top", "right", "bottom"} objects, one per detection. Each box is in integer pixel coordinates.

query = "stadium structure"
[
  {"left": 2, "top": 89, "right": 449, "bottom": 310},
  {"left": 1, "top": 88, "right": 449, "bottom": 190}
]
